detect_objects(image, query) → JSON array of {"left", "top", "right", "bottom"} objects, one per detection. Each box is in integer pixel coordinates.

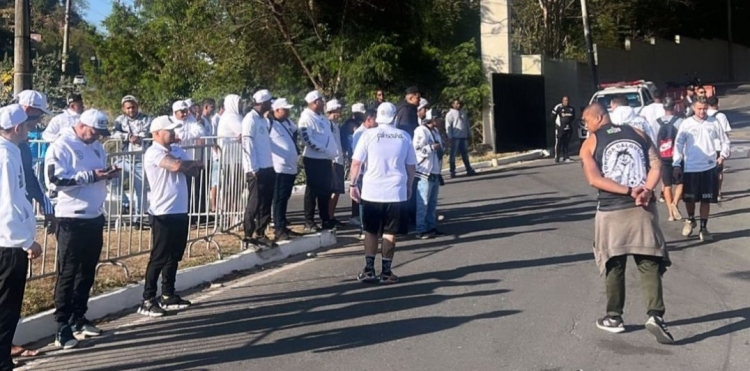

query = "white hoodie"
[
  {"left": 299, "top": 108, "right": 337, "bottom": 160},
  {"left": 45, "top": 128, "right": 108, "bottom": 219},
  {"left": 610, "top": 105, "right": 656, "bottom": 145},
  {"left": 217, "top": 94, "right": 244, "bottom": 165},
  {"left": 673, "top": 116, "right": 730, "bottom": 173},
  {"left": 0, "top": 136, "right": 36, "bottom": 249},
  {"left": 42, "top": 109, "right": 81, "bottom": 142}
]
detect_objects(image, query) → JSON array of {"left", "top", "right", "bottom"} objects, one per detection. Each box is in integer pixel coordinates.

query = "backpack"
[{"left": 656, "top": 117, "right": 679, "bottom": 160}]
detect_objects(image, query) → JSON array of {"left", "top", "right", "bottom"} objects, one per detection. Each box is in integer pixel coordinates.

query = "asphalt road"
[{"left": 19, "top": 93, "right": 750, "bottom": 371}]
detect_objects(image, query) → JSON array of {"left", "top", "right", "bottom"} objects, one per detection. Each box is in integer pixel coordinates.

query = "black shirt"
[
  {"left": 552, "top": 104, "right": 576, "bottom": 129},
  {"left": 593, "top": 124, "right": 650, "bottom": 211}
]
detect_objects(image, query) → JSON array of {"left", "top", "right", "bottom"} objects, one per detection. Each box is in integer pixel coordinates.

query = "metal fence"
[{"left": 26, "top": 136, "right": 248, "bottom": 281}]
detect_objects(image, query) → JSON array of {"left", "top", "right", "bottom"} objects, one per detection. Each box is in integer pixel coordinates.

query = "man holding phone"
[{"left": 45, "top": 109, "right": 118, "bottom": 350}]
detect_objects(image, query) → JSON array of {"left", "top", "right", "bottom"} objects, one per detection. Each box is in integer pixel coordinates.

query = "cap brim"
[
  {"left": 375, "top": 116, "right": 394, "bottom": 124},
  {"left": 95, "top": 128, "right": 111, "bottom": 137},
  {"left": 274, "top": 104, "right": 294, "bottom": 110},
  {"left": 36, "top": 106, "right": 51, "bottom": 114}
]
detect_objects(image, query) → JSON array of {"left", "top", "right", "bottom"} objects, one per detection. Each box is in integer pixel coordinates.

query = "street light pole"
[
  {"left": 13, "top": 0, "right": 32, "bottom": 95},
  {"left": 727, "top": 0, "right": 734, "bottom": 81},
  {"left": 61, "top": 0, "right": 72, "bottom": 74},
  {"left": 580, "top": 0, "right": 599, "bottom": 91}
]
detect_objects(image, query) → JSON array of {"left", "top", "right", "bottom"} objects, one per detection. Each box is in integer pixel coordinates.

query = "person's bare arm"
[
  {"left": 579, "top": 135, "right": 642, "bottom": 197},
  {"left": 159, "top": 154, "right": 202, "bottom": 174}
]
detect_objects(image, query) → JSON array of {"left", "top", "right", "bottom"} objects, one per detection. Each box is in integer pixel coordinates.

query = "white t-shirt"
[
  {"left": 269, "top": 117, "right": 298, "bottom": 175},
  {"left": 352, "top": 124, "right": 417, "bottom": 203},
  {"left": 241, "top": 109, "right": 274, "bottom": 173},
  {"left": 144, "top": 142, "right": 191, "bottom": 215}
]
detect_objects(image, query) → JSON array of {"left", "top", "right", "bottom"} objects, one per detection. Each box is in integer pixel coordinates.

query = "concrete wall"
[
  {"left": 480, "top": 0, "right": 512, "bottom": 149},
  {"left": 596, "top": 36, "right": 750, "bottom": 85}
]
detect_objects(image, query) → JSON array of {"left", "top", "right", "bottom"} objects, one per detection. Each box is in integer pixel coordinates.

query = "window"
[{"left": 594, "top": 92, "right": 643, "bottom": 109}]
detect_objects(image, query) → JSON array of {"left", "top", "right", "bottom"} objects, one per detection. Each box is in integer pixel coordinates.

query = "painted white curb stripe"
[{"left": 14, "top": 231, "right": 336, "bottom": 345}]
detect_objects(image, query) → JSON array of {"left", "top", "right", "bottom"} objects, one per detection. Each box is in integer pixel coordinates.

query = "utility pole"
[
  {"left": 580, "top": 0, "right": 599, "bottom": 91},
  {"left": 727, "top": 0, "right": 734, "bottom": 81},
  {"left": 61, "top": 0, "right": 71, "bottom": 74},
  {"left": 13, "top": 0, "right": 32, "bottom": 95}
]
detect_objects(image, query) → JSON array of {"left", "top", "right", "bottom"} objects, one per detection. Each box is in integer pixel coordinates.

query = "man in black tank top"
[{"left": 579, "top": 103, "right": 674, "bottom": 344}]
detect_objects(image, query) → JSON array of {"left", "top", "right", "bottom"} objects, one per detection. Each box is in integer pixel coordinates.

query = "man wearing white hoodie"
[
  {"left": 609, "top": 95, "right": 656, "bottom": 145},
  {"left": 241, "top": 89, "right": 276, "bottom": 248},
  {"left": 299, "top": 91, "right": 338, "bottom": 232},
  {"left": 42, "top": 94, "right": 84, "bottom": 142},
  {"left": 215, "top": 95, "right": 244, "bottom": 216},
  {"left": 45, "top": 109, "right": 118, "bottom": 349},
  {"left": 0, "top": 105, "right": 42, "bottom": 371},
  {"left": 672, "top": 97, "right": 730, "bottom": 242}
]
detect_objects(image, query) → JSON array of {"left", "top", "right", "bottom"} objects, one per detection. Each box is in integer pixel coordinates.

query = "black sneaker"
[
  {"left": 275, "top": 231, "right": 291, "bottom": 242},
  {"left": 55, "top": 324, "right": 78, "bottom": 349},
  {"left": 430, "top": 228, "right": 447, "bottom": 236},
  {"left": 357, "top": 269, "right": 379, "bottom": 283},
  {"left": 321, "top": 220, "right": 337, "bottom": 230},
  {"left": 415, "top": 233, "right": 430, "bottom": 240},
  {"left": 256, "top": 236, "right": 279, "bottom": 248},
  {"left": 595, "top": 315, "right": 625, "bottom": 333},
  {"left": 159, "top": 295, "right": 191, "bottom": 310},
  {"left": 466, "top": 169, "right": 477, "bottom": 176},
  {"left": 72, "top": 317, "right": 102, "bottom": 337},
  {"left": 449, "top": 173, "right": 456, "bottom": 179},
  {"left": 137, "top": 299, "right": 167, "bottom": 317},
  {"left": 330, "top": 218, "right": 345, "bottom": 227},
  {"left": 645, "top": 316, "right": 675, "bottom": 344}
]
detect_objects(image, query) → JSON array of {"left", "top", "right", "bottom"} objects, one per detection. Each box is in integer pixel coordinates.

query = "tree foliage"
[{"left": 85, "top": 0, "right": 488, "bottom": 138}]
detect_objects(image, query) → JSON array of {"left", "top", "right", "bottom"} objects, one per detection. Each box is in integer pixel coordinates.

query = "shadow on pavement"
[
  {"left": 45, "top": 277, "right": 519, "bottom": 371},
  {"left": 670, "top": 307, "right": 750, "bottom": 345}
]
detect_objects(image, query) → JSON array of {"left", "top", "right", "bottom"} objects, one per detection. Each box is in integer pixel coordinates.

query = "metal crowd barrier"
[{"left": 25, "top": 136, "right": 248, "bottom": 281}]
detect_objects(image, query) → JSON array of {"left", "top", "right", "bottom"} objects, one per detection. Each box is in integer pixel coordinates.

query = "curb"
[
  {"left": 290, "top": 150, "right": 544, "bottom": 196},
  {"left": 14, "top": 231, "right": 337, "bottom": 345}
]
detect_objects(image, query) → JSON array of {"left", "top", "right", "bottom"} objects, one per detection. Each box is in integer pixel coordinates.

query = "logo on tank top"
[{"left": 601, "top": 139, "right": 647, "bottom": 187}]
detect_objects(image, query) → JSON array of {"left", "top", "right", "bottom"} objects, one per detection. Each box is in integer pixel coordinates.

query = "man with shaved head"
[{"left": 579, "top": 103, "right": 674, "bottom": 344}]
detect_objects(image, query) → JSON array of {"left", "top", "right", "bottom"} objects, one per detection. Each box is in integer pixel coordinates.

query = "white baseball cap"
[
  {"left": 305, "top": 90, "right": 323, "bottom": 104},
  {"left": 79, "top": 109, "right": 111, "bottom": 136},
  {"left": 184, "top": 98, "right": 196, "bottom": 108},
  {"left": 172, "top": 100, "right": 189, "bottom": 112},
  {"left": 376, "top": 102, "right": 397, "bottom": 124},
  {"left": 272, "top": 98, "right": 294, "bottom": 110},
  {"left": 325, "top": 99, "right": 342, "bottom": 113},
  {"left": 418, "top": 98, "right": 429, "bottom": 111},
  {"left": 351, "top": 103, "right": 366, "bottom": 114},
  {"left": 16, "top": 90, "right": 51, "bottom": 114},
  {"left": 150, "top": 115, "right": 182, "bottom": 133},
  {"left": 253, "top": 89, "right": 272, "bottom": 104},
  {"left": 121, "top": 95, "right": 138, "bottom": 105},
  {"left": 0, "top": 104, "right": 29, "bottom": 130}
]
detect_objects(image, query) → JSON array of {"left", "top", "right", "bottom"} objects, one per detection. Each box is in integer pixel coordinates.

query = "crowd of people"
[
  {"left": 0, "top": 85, "right": 478, "bottom": 368},
  {"left": 575, "top": 83, "right": 733, "bottom": 345}
]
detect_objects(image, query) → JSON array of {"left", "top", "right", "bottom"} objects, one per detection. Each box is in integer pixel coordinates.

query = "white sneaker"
[
  {"left": 669, "top": 204, "right": 683, "bottom": 221},
  {"left": 682, "top": 220, "right": 696, "bottom": 237}
]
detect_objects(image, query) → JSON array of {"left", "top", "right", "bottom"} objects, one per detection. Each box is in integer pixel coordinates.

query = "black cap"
[
  {"left": 405, "top": 86, "right": 420, "bottom": 95},
  {"left": 67, "top": 93, "right": 83, "bottom": 105}
]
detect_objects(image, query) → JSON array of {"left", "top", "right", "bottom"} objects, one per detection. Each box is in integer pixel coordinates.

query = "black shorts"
[
  {"left": 362, "top": 201, "right": 403, "bottom": 235},
  {"left": 682, "top": 168, "right": 718, "bottom": 203},
  {"left": 660, "top": 161, "right": 675, "bottom": 186},
  {"left": 331, "top": 163, "right": 345, "bottom": 194}
]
